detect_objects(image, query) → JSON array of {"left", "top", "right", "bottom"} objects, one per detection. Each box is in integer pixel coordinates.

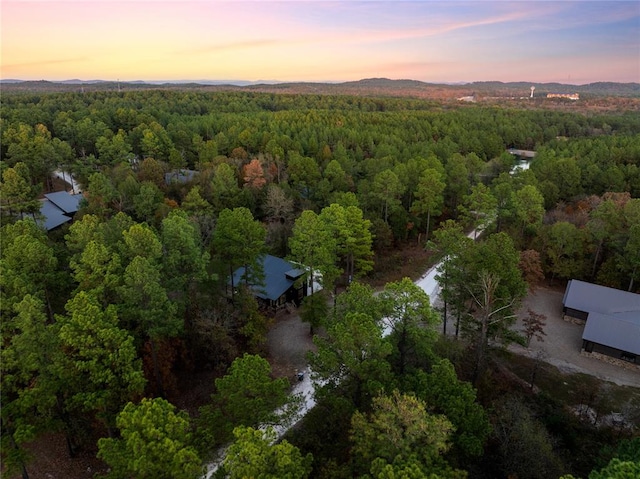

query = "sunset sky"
[{"left": 2, "top": 1, "right": 639, "bottom": 84}]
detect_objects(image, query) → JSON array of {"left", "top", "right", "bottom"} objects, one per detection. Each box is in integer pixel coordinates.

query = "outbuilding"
[{"left": 563, "top": 279, "right": 640, "bottom": 365}]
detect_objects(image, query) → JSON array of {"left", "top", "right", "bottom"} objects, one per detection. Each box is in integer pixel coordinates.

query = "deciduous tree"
[
  {"left": 522, "top": 309, "right": 547, "bottom": 347},
  {"left": 242, "top": 158, "right": 267, "bottom": 189}
]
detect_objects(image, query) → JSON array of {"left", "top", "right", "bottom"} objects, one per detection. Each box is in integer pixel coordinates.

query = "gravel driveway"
[
  {"left": 266, "top": 308, "right": 316, "bottom": 382},
  {"left": 511, "top": 287, "right": 640, "bottom": 388}
]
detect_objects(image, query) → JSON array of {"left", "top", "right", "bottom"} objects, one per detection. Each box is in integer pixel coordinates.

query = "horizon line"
[{"left": 2, "top": 77, "right": 639, "bottom": 87}]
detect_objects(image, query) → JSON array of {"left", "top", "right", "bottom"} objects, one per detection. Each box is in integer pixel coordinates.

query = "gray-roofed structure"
[
  {"left": 44, "top": 191, "right": 83, "bottom": 214},
  {"left": 582, "top": 313, "right": 640, "bottom": 356},
  {"left": 563, "top": 279, "right": 640, "bottom": 364},
  {"left": 37, "top": 191, "right": 84, "bottom": 231},
  {"left": 165, "top": 169, "right": 199, "bottom": 185},
  {"left": 232, "top": 255, "right": 307, "bottom": 311}
]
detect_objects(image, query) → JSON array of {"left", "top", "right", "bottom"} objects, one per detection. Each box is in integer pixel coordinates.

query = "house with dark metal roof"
[
  {"left": 232, "top": 255, "right": 308, "bottom": 311},
  {"left": 38, "top": 191, "right": 84, "bottom": 231},
  {"left": 563, "top": 279, "right": 640, "bottom": 364},
  {"left": 164, "top": 169, "right": 199, "bottom": 185}
]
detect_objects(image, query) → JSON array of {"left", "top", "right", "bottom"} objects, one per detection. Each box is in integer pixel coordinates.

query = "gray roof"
[
  {"left": 232, "top": 255, "right": 305, "bottom": 301},
  {"left": 165, "top": 169, "right": 199, "bottom": 185},
  {"left": 563, "top": 279, "right": 640, "bottom": 315},
  {"left": 37, "top": 192, "right": 83, "bottom": 231},
  {"left": 563, "top": 279, "right": 640, "bottom": 354},
  {"left": 582, "top": 312, "right": 640, "bottom": 356},
  {"left": 44, "top": 191, "right": 83, "bottom": 214},
  {"left": 39, "top": 199, "right": 73, "bottom": 230}
]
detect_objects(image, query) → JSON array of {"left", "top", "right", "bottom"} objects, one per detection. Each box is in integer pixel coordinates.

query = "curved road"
[{"left": 204, "top": 226, "right": 481, "bottom": 476}]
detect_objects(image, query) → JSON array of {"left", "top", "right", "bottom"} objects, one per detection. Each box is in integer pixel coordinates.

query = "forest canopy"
[{"left": 1, "top": 88, "right": 639, "bottom": 479}]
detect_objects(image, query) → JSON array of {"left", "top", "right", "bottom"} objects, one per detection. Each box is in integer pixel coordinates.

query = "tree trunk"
[
  {"left": 56, "top": 396, "right": 77, "bottom": 458},
  {"left": 442, "top": 299, "right": 447, "bottom": 336},
  {"left": 150, "top": 337, "right": 165, "bottom": 398},
  {"left": 399, "top": 323, "right": 407, "bottom": 376},
  {"left": 3, "top": 419, "right": 30, "bottom": 479},
  {"left": 44, "top": 288, "right": 54, "bottom": 323},
  {"left": 472, "top": 317, "right": 489, "bottom": 386},
  {"left": 591, "top": 240, "right": 602, "bottom": 280},
  {"left": 426, "top": 209, "right": 431, "bottom": 241}
]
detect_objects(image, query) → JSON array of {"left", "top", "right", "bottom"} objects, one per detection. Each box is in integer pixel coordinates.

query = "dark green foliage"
[
  {"left": 97, "top": 398, "right": 202, "bottom": 479},
  {"left": 212, "top": 207, "right": 266, "bottom": 300},
  {"left": 223, "top": 426, "right": 313, "bottom": 479},
  {"left": 350, "top": 390, "right": 455, "bottom": 477},
  {"left": 299, "top": 291, "right": 329, "bottom": 335},
  {"left": 2, "top": 87, "right": 639, "bottom": 478},
  {"left": 492, "top": 396, "right": 565, "bottom": 479},
  {"left": 196, "top": 354, "right": 293, "bottom": 452},
  {"left": 310, "top": 310, "right": 392, "bottom": 409},
  {"left": 414, "top": 360, "right": 491, "bottom": 460}
]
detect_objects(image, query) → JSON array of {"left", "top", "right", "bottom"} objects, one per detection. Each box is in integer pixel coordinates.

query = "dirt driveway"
[
  {"left": 511, "top": 287, "right": 640, "bottom": 388},
  {"left": 266, "top": 308, "right": 316, "bottom": 382},
  {"left": 265, "top": 287, "right": 640, "bottom": 389}
]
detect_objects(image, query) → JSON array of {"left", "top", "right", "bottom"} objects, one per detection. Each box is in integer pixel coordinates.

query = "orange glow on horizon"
[{"left": 2, "top": 1, "right": 638, "bottom": 84}]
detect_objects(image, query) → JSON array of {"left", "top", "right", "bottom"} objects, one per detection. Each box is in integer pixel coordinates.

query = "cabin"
[
  {"left": 38, "top": 191, "right": 84, "bottom": 231},
  {"left": 164, "top": 169, "right": 199, "bottom": 185},
  {"left": 232, "top": 255, "right": 308, "bottom": 311},
  {"left": 563, "top": 279, "right": 640, "bottom": 365}
]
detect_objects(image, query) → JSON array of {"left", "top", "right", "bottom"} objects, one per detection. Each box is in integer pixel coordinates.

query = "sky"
[{"left": 1, "top": 1, "right": 639, "bottom": 84}]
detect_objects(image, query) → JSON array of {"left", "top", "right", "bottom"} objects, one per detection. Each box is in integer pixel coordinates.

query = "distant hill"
[{"left": 2, "top": 78, "right": 638, "bottom": 98}]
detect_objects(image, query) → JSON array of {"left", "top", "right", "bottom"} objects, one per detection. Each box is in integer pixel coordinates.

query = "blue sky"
[{"left": 2, "top": 1, "right": 639, "bottom": 83}]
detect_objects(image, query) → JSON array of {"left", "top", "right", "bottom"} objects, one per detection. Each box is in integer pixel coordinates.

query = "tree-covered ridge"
[{"left": 1, "top": 89, "right": 638, "bottom": 478}]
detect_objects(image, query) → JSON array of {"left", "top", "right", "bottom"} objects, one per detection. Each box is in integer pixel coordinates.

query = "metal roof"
[
  {"left": 164, "top": 169, "right": 199, "bottom": 185},
  {"left": 582, "top": 312, "right": 640, "bottom": 356},
  {"left": 563, "top": 279, "right": 640, "bottom": 315},
  {"left": 232, "top": 255, "right": 305, "bottom": 301},
  {"left": 38, "top": 199, "right": 72, "bottom": 230},
  {"left": 44, "top": 191, "right": 83, "bottom": 214},
  {"left": 563, "top": 279, "right": 640, "bottom": 355}
]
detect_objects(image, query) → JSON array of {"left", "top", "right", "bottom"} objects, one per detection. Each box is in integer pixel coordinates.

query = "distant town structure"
[
  {"left": 507, "top": 148, "right": 537, "bottom": 159},
  {"left": 530, "top": 86, "right": 535, "bottom": 98},
  {"left": 547, "top": 93, "right": 579, "bottom": 100},
  {"left": 457, "top": 94, "right": 476, "bottom": 102}
]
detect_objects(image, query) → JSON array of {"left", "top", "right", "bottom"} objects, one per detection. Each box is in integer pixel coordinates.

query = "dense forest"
[{"left": 1, "top": 88, "right": 639, "bottom": 479}]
